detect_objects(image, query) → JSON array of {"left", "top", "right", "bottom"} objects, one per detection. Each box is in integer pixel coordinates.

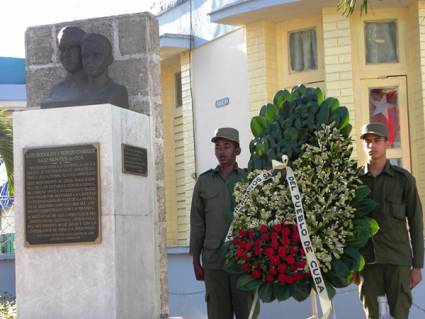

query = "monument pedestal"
[{"left": 13, "top": 104, "right": 161, "bottom": 319}]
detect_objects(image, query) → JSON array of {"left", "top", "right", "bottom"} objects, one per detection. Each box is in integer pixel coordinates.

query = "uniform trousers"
[
  {"left": 204, "top": 268, "right": 258, "bottom": 319},
  {"left": 359, "top": 264, "right": 412, "bottom": 319}
]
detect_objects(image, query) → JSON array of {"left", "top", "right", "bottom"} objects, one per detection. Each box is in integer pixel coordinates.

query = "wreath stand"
[
  {"left": 247, "top": 289, "right": 336, "bottom": 319},
  {"left": 308, "top": 291, "right": 336, "bottom": 319}
]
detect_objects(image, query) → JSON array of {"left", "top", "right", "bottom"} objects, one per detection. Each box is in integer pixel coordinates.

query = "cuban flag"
[{"left": 369, "top": 88, "right": 399, "bottom": 147}]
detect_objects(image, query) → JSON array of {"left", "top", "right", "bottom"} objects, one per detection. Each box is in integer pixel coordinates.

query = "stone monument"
[{"left": 15, "top": 13, "right": 167, "bottom": 319}]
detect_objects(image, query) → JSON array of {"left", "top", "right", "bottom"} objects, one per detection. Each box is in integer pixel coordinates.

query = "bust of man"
[
  {"left": 80, "top": 33, "right": 129, "bottom": 109},
  {"left": 41, "top": 26, "right": 87, "bottom": 108}
]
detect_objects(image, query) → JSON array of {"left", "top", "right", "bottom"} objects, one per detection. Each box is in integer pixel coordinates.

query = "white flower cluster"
[
  {"left": 232, "top": 124, "right": 361, "bottom": 272},
  {"left": 233, "top": 169, "right": 294, "bottom": 231},
  {"left": 292, "top": 125, "right": 361, "bottom": 271}
]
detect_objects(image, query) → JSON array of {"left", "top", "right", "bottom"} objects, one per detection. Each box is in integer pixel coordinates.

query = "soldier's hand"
[
  {"left": 410, "top": 268, "right": 422, "bottom": 289},
  {"left": 193, "top": 255, "right": 204, "bottom": 281},
  {"left": 352, "top": 271, "right": 361, "bottom": 286}
]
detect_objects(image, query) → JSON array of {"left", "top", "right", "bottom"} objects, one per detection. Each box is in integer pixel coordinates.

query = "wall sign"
[
  {"left": 122, "top": 144, "right": 148, "bottom": 176},
  {"left": 215, "top": 97, "right": 230, "bottom": 108},
  {"left": 24, "top": 144, "right": 100, "bottom": 245}
]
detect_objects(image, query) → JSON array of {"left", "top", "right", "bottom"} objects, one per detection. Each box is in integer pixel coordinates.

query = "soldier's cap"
[
  {"left": 211, "top": 127, "right": 240, "bottom": 145},
  {"left": 360, "top": 122, "right": 388, "bottom": 139}
]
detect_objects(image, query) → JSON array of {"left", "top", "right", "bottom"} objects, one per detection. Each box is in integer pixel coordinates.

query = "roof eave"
[{"left": 160, "top": 33, "right": 193, "bottom": 61}]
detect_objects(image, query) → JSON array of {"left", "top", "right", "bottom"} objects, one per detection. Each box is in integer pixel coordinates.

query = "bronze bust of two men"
[{"left": 41, "top": 26, "right": 129, "bottom": 109}]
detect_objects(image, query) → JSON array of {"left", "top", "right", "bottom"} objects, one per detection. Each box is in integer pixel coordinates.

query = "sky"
[{"left": 0, "top": 0, "right": 158, "bottom": 58}]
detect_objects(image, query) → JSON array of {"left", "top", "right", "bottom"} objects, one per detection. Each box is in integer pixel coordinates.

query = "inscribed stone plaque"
[
  {"left": 24, "top": 144, "right": 100, "bottom": 245},
  {"left": 122, "top": 144, "right": 147, "bottom": 176}
]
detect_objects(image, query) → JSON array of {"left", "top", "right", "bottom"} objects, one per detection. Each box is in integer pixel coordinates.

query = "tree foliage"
[
  {"left": 0, "top": 110, "right": 14, "bottom": 195},
  {"left": 337, "top": 0, "right": 369, "bottom": 16},
  {"left": 0, "top": 293, "right": 16, "bottom": 319}
]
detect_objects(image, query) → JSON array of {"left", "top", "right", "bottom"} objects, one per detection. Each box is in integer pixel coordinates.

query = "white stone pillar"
[{"left": 13, "top": 104, "right": 161, "bottom": 319}]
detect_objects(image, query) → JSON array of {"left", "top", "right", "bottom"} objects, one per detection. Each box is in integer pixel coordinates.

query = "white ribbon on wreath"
[{"left": 273, "top": 155, "right": 332, "bottom": 319}]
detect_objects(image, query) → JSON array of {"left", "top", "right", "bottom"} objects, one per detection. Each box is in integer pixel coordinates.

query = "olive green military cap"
[
  {"left": 360, "top": 122, "right": 388, "bottom": 139},
  {"left": 211, "top": 127, "right": 240, "bottom": 144}
]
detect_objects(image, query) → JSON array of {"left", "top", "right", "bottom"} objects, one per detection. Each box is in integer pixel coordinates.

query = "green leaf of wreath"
[
  {"left": 224, "top": 261, "right": 243, "bottom": 274},
  {"left": 342, "top": 246, "right": 365, "bottom": 272},
  {"left": 291, "top": 84, "right": 306, "bottom": 96},
  {"left": 245, "top": 279, "right": 263, "bottom": 291},
  {"left": 237, "top": 274, "right": 262, "bottom": 291},
  {"left": 273, "top": 89, "right": 290, "bottom": 109},
  {"left": 330, "top": 106, "right": 349, "bottom": 129},
  {"left": 325, "top": 260, "right": 352, "bottom": 288},
  {"left": 340, "top": 123, "right": 352, "bottom": 138},
  {"left": 316, "top": 104, "right": 330, "bottom": 130},
  {"left": 333, "top": 259, "right": 351, "bottom": 281},
  {"left": 346, "top": 217, "right": 379, "bottom": 248},
  {"left": 353, "top": 185, "right": 370, "bottom": 204},
  {"left": 284, "top": 127, "right": 298, "bottom": 141},
  {"left": 259, "top": 283, "right": 275, "bottom": 303},
  {"left": 260, "top": 103, "right": 279, "bottom": 122},
  {"left": 251, "top": 116, "right": 269, "bottom": 137},
  {"left": 314, "top": 87, "right": 325, "bottom": 104},
  {"left": 255, "top": 138, "right": 268, "bottom": 157},
  {"left": 354, "top": 198, "right": 377, "bottom": 217},
  {"left": 321, "top": 97, "right": 340, "bottom": 113},
  {"left": 273, "top": 283, "right": 291, "bottom": 301},
  {"left": 290, "top": 280, "right": 311, "bottom": 301},
  {"left": 368, "top": 218, "right": 380, "bottom": 236}
]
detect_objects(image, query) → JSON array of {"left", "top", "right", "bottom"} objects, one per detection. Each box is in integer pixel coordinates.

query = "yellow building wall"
[
  {"left": 177, "top": 52, "right": 196, "bottom": 246},
  {"left": 246, "top": 21, "right": 279, "bottom": 116},
  {"left": 408, "top": 0, "right": 425, "bottom": 203},
  {"left": 322, "top": 7, "right": 357, "bottom": 156},
  {"left": 160, "top": 52, "right": 196, "bottom": 246},
  {"left": 160, "top": 62, "right": 179, "bottom": 246}
]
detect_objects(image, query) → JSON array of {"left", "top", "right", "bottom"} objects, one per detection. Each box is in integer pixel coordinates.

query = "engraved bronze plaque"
[
  {"left": 122, "top": 144, "right": 147, "bottom": 176},
  {"left": 24, "top": 144, "right": 100, "bottom": 245}
]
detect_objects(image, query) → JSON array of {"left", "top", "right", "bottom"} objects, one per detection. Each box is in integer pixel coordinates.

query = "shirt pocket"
[
  {"left": 386, "top": 197, "right": 406, "bottom": 221},
  {"left": 201, "top": 190, "right": 220, "bottom": 214}
]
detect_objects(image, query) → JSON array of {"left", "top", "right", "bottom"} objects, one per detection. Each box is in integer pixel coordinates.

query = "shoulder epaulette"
[
  {"left": 391, "top": 165, "right": 412, "bottom": 177},
  {"left": 199, "top": 169, "right": 214, "bottom": 177}
]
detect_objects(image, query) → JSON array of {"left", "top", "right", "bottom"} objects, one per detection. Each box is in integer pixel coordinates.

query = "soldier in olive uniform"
[
  {"left": 357, "top": 123, "right": 424, "bottom": 319},
  {"left": 190, "top": 127, "right": 257, "bottom": 319}
]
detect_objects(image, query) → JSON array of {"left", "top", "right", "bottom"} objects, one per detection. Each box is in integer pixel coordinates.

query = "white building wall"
[
  {"left": 158, "top": 0, "right": 237, "bottom": 48},
  {"left": 191, "top": 28, "right": 252, "bottom": 173}
]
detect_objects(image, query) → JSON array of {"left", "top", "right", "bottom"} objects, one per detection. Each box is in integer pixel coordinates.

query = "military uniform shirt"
[
  {"left": 360, "top": 161, "right": 424, "bottom": 268},
  {"left": 190, "top": 165, "right": 247, "bottom": 269}
]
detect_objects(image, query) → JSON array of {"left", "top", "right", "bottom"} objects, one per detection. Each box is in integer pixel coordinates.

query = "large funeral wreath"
[{"left": 224, "top": 85, "right": 379, "bottom": 304}]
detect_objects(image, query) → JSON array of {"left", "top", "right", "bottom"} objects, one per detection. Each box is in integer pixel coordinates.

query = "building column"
[
  {"left": 160, "top": 64, "right": 178, "bottom": 246},
  {"left": 177, "top": 52, "right": 196, "bottom": 245},
  {"left": 408, "top": 0, "right": 425, "bottom": 202},
  {"left": 245, "top": 21, "right": 278, "bottom": 117},
  {"left": 322, "top": 8, "right": 356, "bottom": 153}
]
